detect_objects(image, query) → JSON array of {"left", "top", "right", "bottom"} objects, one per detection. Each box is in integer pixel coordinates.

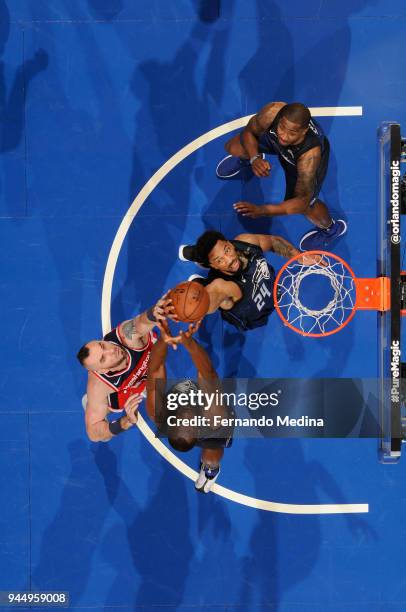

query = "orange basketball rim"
[{"left": 273, "top": 250, "right": 393, "bottom": 338}]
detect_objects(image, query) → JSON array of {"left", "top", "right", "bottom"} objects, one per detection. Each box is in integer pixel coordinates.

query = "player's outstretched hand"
[
  {"left": 152, "top": 291, "right": 178, "bottom": 322},
  {"left": 156, "top": 292, "right": 179, "bottom": 322},
  {"left": 123, "top": 393, "right": 143, "bottom": 425},
  {"left": 233, "top": 201, "right": 264, "bottom": 218},
  {"left": 156, "top": 320, "right": 181, "bottom": 350},
  {"left": 298, "top": 253, "right": 328, "bottom": 267},
  {"left": 251, "top": 157, "right": 271, "bottom": 178},
  {"left": 178, "top": 321, "right": 201, "bottom": 348},
  {"left": 157, "top": 320, "right": 201, "bottom": 350}
]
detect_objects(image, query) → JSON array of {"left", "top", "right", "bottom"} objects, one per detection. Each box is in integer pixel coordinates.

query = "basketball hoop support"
[
  {"left": 354, "top": 277, "right": 391, "bottom": 311},
  {"left": 400, "top": 272, "right": 406, "bottom": 316}
]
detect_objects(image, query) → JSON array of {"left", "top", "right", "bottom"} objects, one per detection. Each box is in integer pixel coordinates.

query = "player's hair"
[
  {"left": 167, "top": 406, "right": 198, "bottom": 452},
  {"left": 77, "top": 344, "right": 90, "bottom": 366},
  {"left": 195, "top": 230, "right": 226, "bottom": 265},
  {"left": 279, "top": 103, "right": 311, "bottom": 129}
]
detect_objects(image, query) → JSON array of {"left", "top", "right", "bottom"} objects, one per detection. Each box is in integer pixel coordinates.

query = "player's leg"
[
  {"left": 304, "top": 198, "right": 332, "bottom": 228},
  {"left": 301, "top": 142, "right": 346, "bottom": 248},
  {"left": 279, "top": 164, "right": 331, "bottom": 223},
  {"left": 195, "top": 447, "right": 224, "bottom": 493},
  {"left": 281, "top": 146, "right": 347, "bottom": 250},
  {"left": 299, "top": 201, "right": 347, "bottom": 251}
]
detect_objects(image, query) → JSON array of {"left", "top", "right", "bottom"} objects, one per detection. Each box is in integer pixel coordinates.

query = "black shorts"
[
  {"left": 245, "top": 133, "right": 330, "bottom": 206},
  {"left": 197, "top": 436, "right": 233, "bottom": 450},
  {"left": 197, "top": 407, "right": 235, "bottom": 449}
]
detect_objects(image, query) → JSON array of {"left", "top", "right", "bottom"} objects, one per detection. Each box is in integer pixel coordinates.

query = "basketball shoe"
[
  {"left": 216, "top": 153, "right": 265, "bottom": 179},
  {"left": 195, "top": 462, "right": 220, "bottom": 493},
  {"left": 299, "top": 219, "right": 347, "bottom": 251}
]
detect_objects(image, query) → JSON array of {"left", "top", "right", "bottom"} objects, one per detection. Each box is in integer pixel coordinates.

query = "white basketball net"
[{"left": 276, "top": 254, "right": 356, "bottom": 335}]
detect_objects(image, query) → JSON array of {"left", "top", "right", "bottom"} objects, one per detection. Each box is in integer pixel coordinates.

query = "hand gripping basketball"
[{"left": 168, "top": 281, "right": 210, "bottom": 323}]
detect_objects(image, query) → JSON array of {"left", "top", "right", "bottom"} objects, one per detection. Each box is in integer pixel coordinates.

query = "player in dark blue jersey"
[
  {"left": 216, "top": 101, "right": 346, "bottom": 251},
  {"left": 146, "top": 321, "right": 232, "bottom": 493},
  {"left": 179, "top": 230, "right": 321, "bottom": 332}
]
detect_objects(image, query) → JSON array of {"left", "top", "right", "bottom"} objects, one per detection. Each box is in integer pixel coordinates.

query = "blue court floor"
[{"left": 2, "top": 1, "right": 406, "bottom": 610}]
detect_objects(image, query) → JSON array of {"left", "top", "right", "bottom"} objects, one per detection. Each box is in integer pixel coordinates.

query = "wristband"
[
  {"left": 249, "top": 154, "right": 261, "bottom": 165},
  {"left": 147, "top": 307, "right": 157, "bottom": 322},
  {"left": 109, "top": 418, "right": 126, "bottom": 435}
]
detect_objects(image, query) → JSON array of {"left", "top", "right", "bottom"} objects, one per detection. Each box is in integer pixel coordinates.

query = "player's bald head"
[
  {"left": 279, "top": 103, "right": 311, "bottom": 129},
  {"left": 167, "top": 406, "right": 198, "bottom": 452}
]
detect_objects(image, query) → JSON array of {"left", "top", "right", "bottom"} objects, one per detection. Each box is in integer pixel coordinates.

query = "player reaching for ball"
[
  {"left": 146, "top": 320, "right": 233, "bottom": 493},
  {"left": 76, "top": 294, "right": 168, "bottom": 442},
  {"left": 216, "top": 101, "right": 346, "bottom": 251},
  {"left": 178, "top": 230, "right": 322, "bottom": 332}
]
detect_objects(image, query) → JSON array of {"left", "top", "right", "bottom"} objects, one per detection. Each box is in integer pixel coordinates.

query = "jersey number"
[{"left": 254, "top": 283, "right": 271, "bottom": 311}]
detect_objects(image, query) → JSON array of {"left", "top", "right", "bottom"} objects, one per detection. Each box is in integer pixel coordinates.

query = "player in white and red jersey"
[{"left": 77, "top": 295, "right": 168, "bottom": 442}]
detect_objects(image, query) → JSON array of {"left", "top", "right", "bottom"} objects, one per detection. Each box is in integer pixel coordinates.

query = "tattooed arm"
[
  {"left": 118, "top": 313, "right": 155, "bottom": 349},
  {"left": 117, "top": 292, "right": 170, "bottom": 349},
  {"left": 234, "top": 233, "right": 323, "bottom": 266},
  {"left": 234, "top": 233, "right": 300, "bottom": 259},
  {"left": 233, "top": 146, "right": 321, "bottom": 218},
  {"left": 293, "top": 146, "right": 321, "bottom": 202}
]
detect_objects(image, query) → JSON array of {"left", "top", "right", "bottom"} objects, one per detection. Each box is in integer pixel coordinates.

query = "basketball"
[{"left": 168, "top": 281, "right": 210, "bottom": 323}]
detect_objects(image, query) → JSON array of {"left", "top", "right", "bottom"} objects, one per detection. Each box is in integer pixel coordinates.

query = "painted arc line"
[
  {"left": 101, "top": 107, "right": 368, "bottom": 514},
  {"left": 135, "top": 413, "right": 368, "bottom": 514}
]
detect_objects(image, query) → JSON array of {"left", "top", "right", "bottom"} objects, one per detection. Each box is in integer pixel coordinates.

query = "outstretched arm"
[
  {"left": 118, "top": 293, "right": 170, "bottom": 349},
  {"left": 156, "top": 320, "right": 217, "bottom": 389},
  {"left": 176, "top": 324, "right": 225, "bottom": 429},
  {"left": 175, "top": 322, "right": 218, "bottom": 383},
  {"left": 235, "top": 233, "right": 299, "bottom": 258},
  {"left": 146, "top": 337, "right": 168, "bottom": 423},
  {"left": 234, "top": 146, "right": 321, "bottom": 217},
  {"left": 159, "top": 321, "right": 227, "bottom": 430},
  {"left": 234, "top": 233, "right": 323, "bottom": 265}
]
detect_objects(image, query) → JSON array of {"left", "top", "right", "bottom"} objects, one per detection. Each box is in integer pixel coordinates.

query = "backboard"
[{"left": 378, "top": 122, "right": 404, "bottom": 462}]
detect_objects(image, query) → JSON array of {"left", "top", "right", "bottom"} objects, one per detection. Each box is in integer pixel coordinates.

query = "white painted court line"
[{"left": 102, "top": 106, "right": 369, "bottom": 514}]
